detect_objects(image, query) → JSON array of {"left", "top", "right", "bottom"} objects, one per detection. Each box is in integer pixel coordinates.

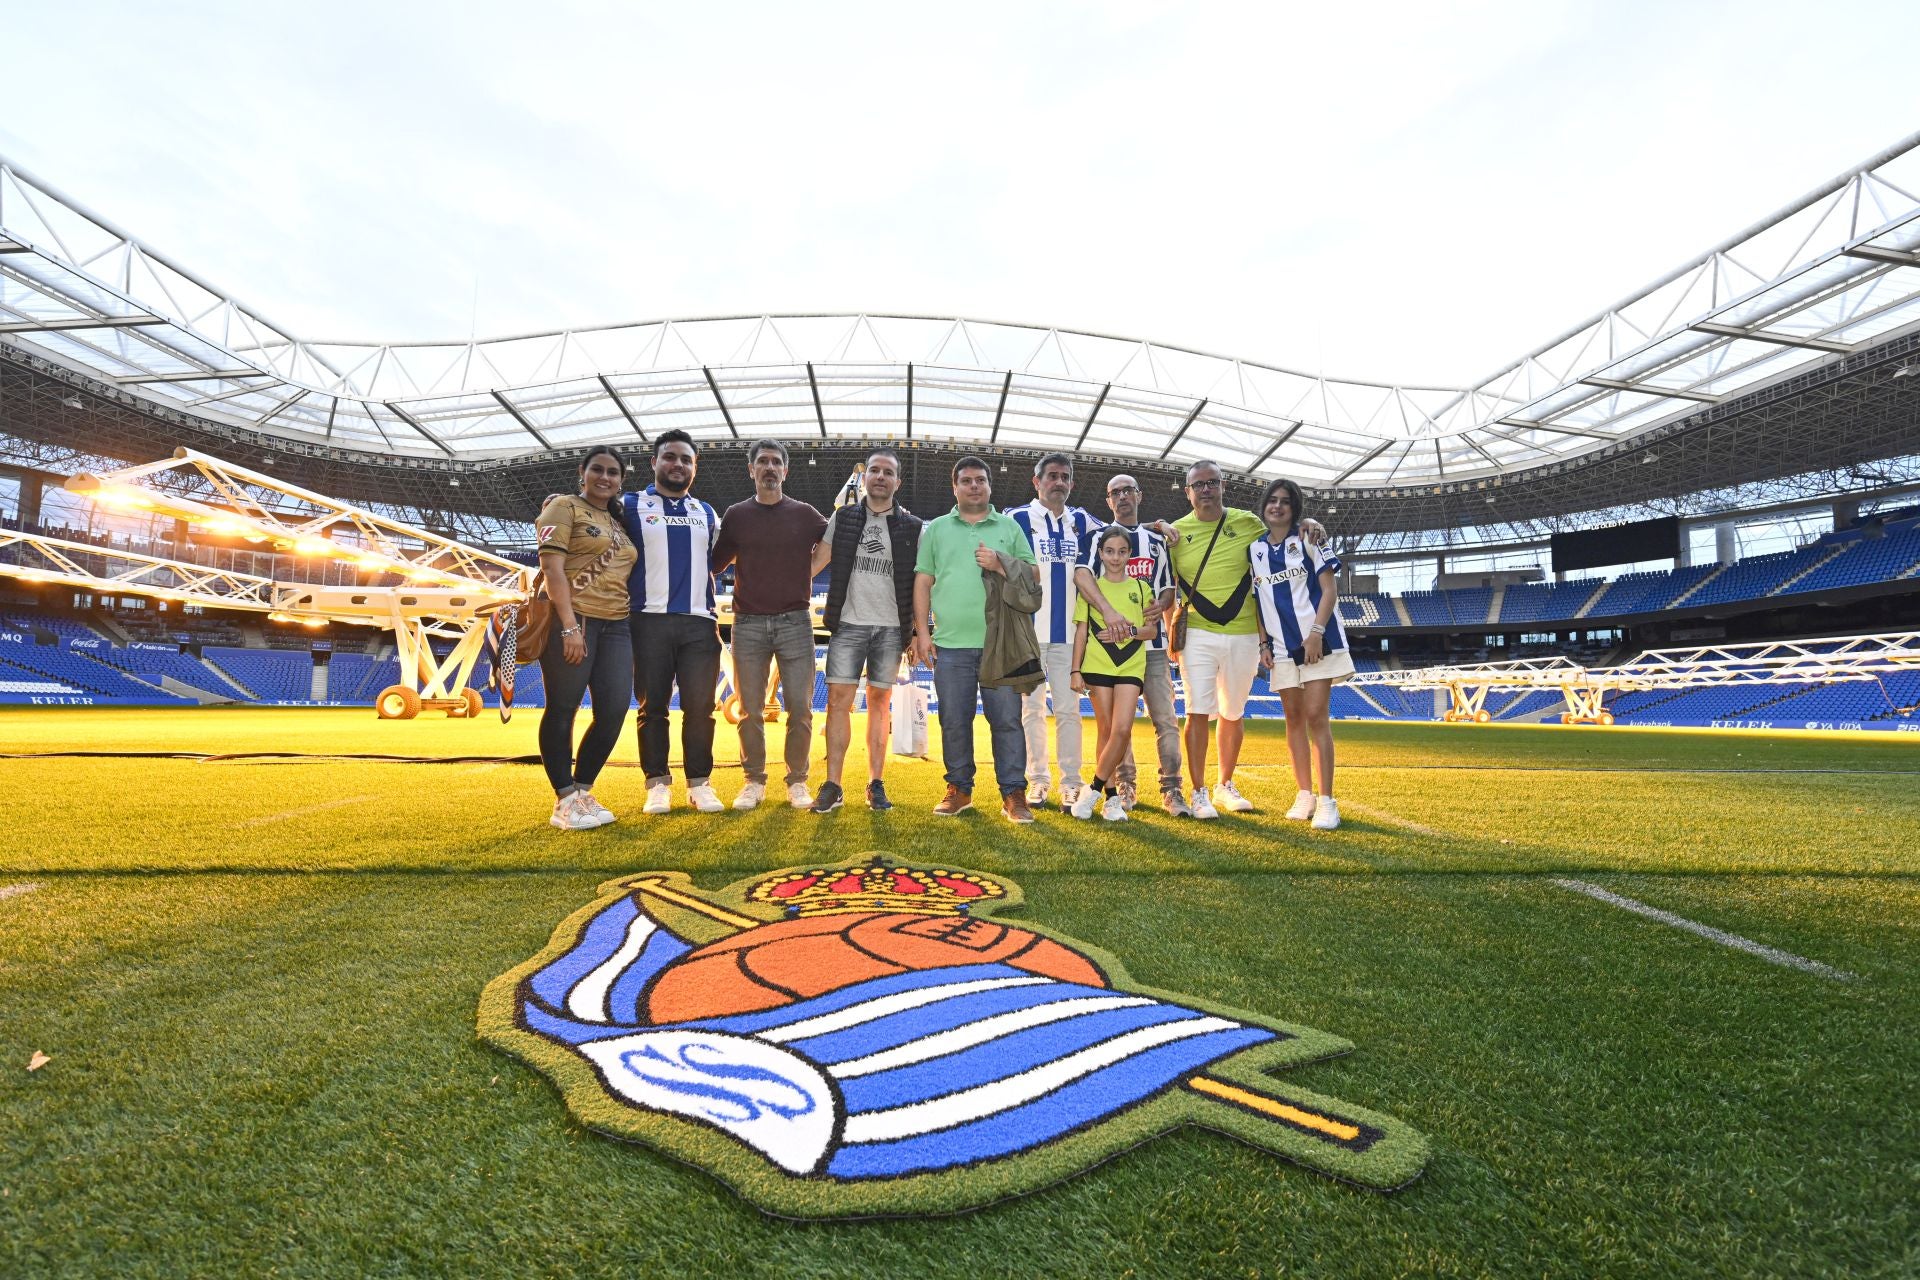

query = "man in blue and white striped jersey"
[
  {"left": 1010, "top": 452, "right": 1128, "bottom": 810},
  {"left": 617, "top": 429, "right": 726, "bottom": 816}
]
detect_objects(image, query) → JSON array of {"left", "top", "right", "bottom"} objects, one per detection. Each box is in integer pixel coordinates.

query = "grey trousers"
[
  {"left": 1116, "top": 648, "right": 1183, "bottom": 792},
  {"left": 1020, "top": 640, "right": 1084, "bottom": 789},
  {"left": 731, "top": 609, "right": 816, "bottom": 787}
]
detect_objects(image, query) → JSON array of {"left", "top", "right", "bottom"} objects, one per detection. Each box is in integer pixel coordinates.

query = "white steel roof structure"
[{"left": 4, "top": 134, "right": 1920, "bottom": 493}]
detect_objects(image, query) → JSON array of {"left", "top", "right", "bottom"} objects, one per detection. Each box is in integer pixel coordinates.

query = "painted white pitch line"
[
  {"left": 1329, "top": 798, "right": 1447, "bottom": 839},
  {"left": 1552, "top": 879, "right": 1854, "bottom": 981},
  {"left": 238, "top": 795, "right": 379, "bottom": 828},
  {"left": 0, "top": 882, "right": 42, "bottom": 903}
]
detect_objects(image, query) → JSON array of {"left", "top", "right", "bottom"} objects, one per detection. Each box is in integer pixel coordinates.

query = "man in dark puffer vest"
[{"left": 807, "top": 447, "right": 924, "bottom": 813}]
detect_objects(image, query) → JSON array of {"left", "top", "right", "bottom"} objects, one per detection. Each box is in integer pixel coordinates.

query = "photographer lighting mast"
[{"left": 61, "top": 448, "right": 533, "bottom": 719}]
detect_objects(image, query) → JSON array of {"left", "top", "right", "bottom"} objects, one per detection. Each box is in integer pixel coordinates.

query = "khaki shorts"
[{"left": 1268, "top": 646, "right": 1357, "bottom": 690}]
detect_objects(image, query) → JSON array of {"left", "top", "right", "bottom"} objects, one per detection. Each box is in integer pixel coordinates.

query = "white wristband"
[{"left": 1308, "top": 623, "right": 1325, "bottom": 636}]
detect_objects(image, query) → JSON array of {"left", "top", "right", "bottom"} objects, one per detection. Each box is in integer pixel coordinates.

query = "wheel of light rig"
[
  {"left": 455, "top": 687, "right": 484, "bottom": 718},
  {"left": 722, "top": 694, "right": 747, "bottom": 725},
  {"left": 376, "top": 685, "right": 422, "bottom": 720}
]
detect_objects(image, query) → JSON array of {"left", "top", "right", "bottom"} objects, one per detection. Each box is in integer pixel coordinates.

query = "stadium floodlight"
[
  {"left": 64, "top": 447, "right": 527, "bottom": 594},
  {"left": 49, "top": 448, "right": 538, "bottom": 719}
]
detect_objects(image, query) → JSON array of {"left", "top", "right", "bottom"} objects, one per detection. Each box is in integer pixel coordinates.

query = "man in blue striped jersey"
[
  {"left": 1010, "top": 453, "right": 1127, "bottom": 810},
  {"left": 616, "top": 430, "right": 727, "bottom": 816}
]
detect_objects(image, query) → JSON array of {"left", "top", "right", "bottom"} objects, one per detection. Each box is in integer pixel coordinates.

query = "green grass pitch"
[{"left": 1, "top": 707, "right": 1915, "bottom": 1277}]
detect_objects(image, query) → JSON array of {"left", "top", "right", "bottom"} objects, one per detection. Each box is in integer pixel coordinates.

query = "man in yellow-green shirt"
[{"left": 1161, "top": 460, "right": 1268, "bottom": 820}]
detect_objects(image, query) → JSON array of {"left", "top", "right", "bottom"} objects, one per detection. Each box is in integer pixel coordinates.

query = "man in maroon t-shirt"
[{"left": 712, "top": 439, "right": 829, "bottom": 810}]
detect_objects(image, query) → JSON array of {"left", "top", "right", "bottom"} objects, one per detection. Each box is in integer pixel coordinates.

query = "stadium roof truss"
[{"left": 2, "top": 135, "right": 1919, "bottom": 497}]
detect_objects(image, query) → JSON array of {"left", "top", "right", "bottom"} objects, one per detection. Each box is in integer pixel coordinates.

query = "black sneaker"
[
  {"left": 866, "top": 780, "right": 893, "bottom": 811},
  {"left": 809, "top": 781, "right": 845, "bottom": 814}
]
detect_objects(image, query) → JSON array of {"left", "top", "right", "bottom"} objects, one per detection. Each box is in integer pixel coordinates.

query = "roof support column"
[
  {"left": 989, "top": 370, "right": 1012, "bottom": 443},
  {"left": 702, "top": 367, "right": 738, "bottom": 438},
  {"left": 807, "top": 362, "right": 828, "bottom": 437}
]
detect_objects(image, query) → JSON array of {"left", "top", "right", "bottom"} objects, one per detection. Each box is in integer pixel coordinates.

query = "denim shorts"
[{"left": 825, "top": 623, "right": 903, "bottom": 685}]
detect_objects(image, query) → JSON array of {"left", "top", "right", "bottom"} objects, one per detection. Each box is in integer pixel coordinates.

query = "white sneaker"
[
  {"left": 688, "top": 783, "right": 725, "bottom": 813},
  {"left": 578, "top": 792, "right": 617, "bottom": 826},
  {"left": 1116, "top": 782, "right": 1137, "bottom": 811},
  {"left": 549, "top": 793, "right": 598, "bottom": 831},
  {"left": 1163, "top": 788, "right": 1193, "bottom": 818},
  {"left": 1284, "top": 789, "right": 1316, "bottom": 821},
  {"left": 642, "top": 783, "right": 672, "bottom": 815},
  {"left": 733, "top": 781, "right": 765, "bottom": 811},
  {"left": 1069, "top": 787, "right": 1099, "bottom": 820},
  {"left": 1312, "top": 796, "right": 1341, "bottom": 831},
  {"left": 1101, "top": 794, "right": 1129, "bottom": 822},
  {"left": 1060, "top": 782, "right": 1083, "bottom": 809},
  {"left": 1026, "top": 781, "right": 1050, "bottom": 808},
  {"left": 1191, "top": 787, "right": 1220, "bottom": 820},
  {"left": 1215, "top": 779, "right": 1255, "bottom": 812},
  {"left": 787, "top": 782, "right": 813, "bottom": 809}
]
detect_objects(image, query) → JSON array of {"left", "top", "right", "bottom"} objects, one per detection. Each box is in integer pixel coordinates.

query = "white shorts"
[
  {"left": 1268, "top": 646, "right": 1356, "bottom": 690},
  {"left": 1179, "top": 628, "right": 1259, "bottom": 720}
]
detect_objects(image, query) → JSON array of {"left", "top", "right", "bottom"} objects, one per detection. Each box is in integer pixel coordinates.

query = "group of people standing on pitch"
[{"left": 529, "top": 432, "right": 1352, "bottom": 833}]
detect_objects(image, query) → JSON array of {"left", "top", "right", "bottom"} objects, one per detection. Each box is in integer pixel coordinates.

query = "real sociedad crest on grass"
[{"left": 478, "top": 860, "right": 1428, "bottom": 1217}]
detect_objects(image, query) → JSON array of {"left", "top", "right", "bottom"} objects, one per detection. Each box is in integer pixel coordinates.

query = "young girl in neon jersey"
[
  {"left": 1251, "top": 478, "right": 1353, "bottom": 830},
  {"left": 1069, "top": 526, "right": 1159, "bottom": 822}
]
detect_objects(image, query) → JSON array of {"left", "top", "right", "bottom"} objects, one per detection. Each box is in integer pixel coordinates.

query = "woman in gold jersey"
[{"left": 535, "top": 446, "right": 639, "bottom": 830}]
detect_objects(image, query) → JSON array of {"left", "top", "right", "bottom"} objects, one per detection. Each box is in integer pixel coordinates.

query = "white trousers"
[{"left": 1021, "top": 640, "right": 1084, "bottom": 788}]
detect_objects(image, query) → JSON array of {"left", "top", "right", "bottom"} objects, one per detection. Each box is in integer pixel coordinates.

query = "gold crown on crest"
[{"left": 750, "top": 866, "right": 1006, "bottom": 918}]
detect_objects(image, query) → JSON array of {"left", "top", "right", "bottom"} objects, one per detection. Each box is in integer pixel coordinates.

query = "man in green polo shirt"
[{"left": 913, "top": 455, "right": 1038, "bottom": 822}]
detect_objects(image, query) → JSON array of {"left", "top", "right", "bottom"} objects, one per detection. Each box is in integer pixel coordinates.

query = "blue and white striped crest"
[
  {"left": 479, "top": 866, "right": 1430, "bottom": 1217},
  {"left": 515, "top": 892, "right": 1273, "bottom": 1178}
]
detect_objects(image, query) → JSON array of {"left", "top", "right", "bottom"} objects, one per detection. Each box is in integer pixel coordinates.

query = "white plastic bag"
[{"left": 891, "top": 680, "right": 929, "bottom": 758}]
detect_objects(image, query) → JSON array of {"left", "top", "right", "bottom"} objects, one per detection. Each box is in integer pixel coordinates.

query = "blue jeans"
[
  {"left": 730, "top": 609, "right": 817, "bottom": 786},
  {"left": 537, "top": 616, "right": 633, "bottom": 796},
  {"left": 933, "top": 647, "right": 1026, "bottom": 795}
]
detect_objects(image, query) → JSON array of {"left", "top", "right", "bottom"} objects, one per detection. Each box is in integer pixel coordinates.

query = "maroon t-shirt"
[{"left": 712, "top": 496, "right": 829, "bottom": 616}]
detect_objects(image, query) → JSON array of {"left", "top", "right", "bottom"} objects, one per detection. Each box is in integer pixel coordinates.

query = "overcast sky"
[{"left": 2, "top": 0, "right": 1915, "bottom": 387}]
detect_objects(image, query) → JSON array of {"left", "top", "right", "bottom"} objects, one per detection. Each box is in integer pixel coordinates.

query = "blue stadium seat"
[{"left": 203, "top": 646, "right": 316, "bottom": 702}]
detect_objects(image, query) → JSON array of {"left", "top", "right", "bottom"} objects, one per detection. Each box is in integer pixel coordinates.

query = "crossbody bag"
[
  {"left": 1170, "top": 517, "right": 1233, "bottom": 653},
  {"left": 517, "top": 523, "right": 626, "bottom": 654}
]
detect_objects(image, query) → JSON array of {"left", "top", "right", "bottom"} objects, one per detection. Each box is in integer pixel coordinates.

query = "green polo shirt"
[
  {"left": 1169, "top": 507, "right": 1265, "bottom": 635},
  {"left": 913, "top": 505, "right": 1036, "bottom": 649}
]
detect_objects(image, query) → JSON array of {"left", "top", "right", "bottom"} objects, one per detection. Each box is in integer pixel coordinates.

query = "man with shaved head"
[{"left": 1160, "top": 460, "right": 1325, "bottom": 820}]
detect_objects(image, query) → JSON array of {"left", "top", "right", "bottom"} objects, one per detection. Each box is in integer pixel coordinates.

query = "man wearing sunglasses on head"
[{"left": 1156, "top": 461, "right": 1325, "bottom": 820}]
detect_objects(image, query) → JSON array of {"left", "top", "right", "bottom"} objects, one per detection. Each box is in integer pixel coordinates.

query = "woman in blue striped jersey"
[{"left": 1250, "top": 478, "right": 1353, "bottom": 831}]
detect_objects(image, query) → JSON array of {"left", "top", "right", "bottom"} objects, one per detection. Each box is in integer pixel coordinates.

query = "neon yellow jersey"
[
  {"left": 1168, "top": 508, "right": 1264, "bottom": 635},
  {"left": 1075, "top": 576, "right": 1155, "bottom": 679}
]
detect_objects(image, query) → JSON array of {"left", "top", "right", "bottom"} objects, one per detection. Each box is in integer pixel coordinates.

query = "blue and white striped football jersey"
[
  {"left": 1250, "top": 530, "right": 1345, "bottom": 656},
  {"left": 619, "top": 486, "right": 721, "bottom": 619},
  {"left": 1010, "top": 501, "right": 1102, "bottom": 645},
  {"left": 1111, "top": 522, "right": 1174, "bottom": 651}
]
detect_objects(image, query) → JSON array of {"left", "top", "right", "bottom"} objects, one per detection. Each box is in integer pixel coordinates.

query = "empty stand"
[{"left": 203, "top": 646, "right": 316, "bottom": 703}]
